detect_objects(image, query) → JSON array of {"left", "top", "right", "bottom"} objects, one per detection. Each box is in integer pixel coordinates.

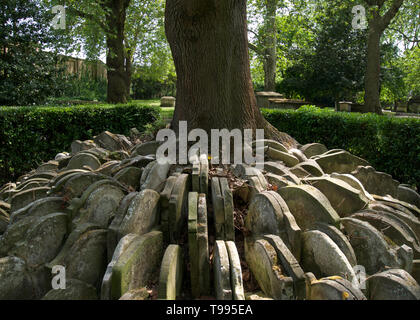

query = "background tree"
[
  {"left": 278, "top": 0, "right": 368, "bottom": 106},
  {"left": 0, "top": 0, "right": 66, "bottom": 106},
  {"left": 248, "top": 0, "right": 281, "bottom": 91},
  {"left": 50, "top": 0, "right": 131, "bottom": 103},
  {"left": 363, "top": 0, "right": 405, "bottom": 114}
]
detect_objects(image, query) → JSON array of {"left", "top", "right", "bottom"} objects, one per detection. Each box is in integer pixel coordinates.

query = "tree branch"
[
  {"left": 380, "top": 0, "right": 404, "bottom": 31},
  {"left": 248, "top": 42, "right": 264, "bottom": 56},
  {"left": 388, "top": 26, "right": 420, "bottom": 43},
  {"left": 67, "top": 7, "right": 107, "bottom": 31}
]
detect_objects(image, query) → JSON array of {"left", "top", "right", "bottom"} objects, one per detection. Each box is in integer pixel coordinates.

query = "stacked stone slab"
[
  {"left": 167, "top": 174, "right": 190, "bottom": 243},
  {"left": 158, "top": 245, "right": 184, "bottom": 300},
  {"left": 107, "top": 231, "right": 164, "bottom": 299},
  {"left": 1, "top": 129, "right": 420, "bottom": 300},
  {"left": 191, "top": 154, "right": 209, "bottom": 196},
  {"left": 213, "top": 240, "right": 245, "bottom": 300},
  {"left": 187, "top": 192, "right": 211, "bottom": 298},
  {"left": 211, "top": 177, "right": 235, "bottom": 241}
]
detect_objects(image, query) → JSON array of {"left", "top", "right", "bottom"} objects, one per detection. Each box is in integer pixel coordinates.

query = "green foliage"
[
  {"left": 400, "top": 46, "right": 420, "bottom": 97},
  {"left": 279, "top": 0, "right": 368, "bottom": 105},
  {"left": 0, "top": 0, "right": 67, "bottom": 106},
  {"left": 263, "top": 106, "right": 420, "bottom": 188},
  {"left": 0, "top": 103, "right": 160, "bottom": 185},
  {"left": 59, "top": 71, "right": 107, "bottom": 102}
]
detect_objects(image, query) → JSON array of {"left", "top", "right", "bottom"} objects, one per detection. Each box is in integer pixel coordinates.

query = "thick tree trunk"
[
  {"left": 165, "top": 0, "right": 295, "bottom": 148},
  {"left": 364, "top": 23, "right": 383, "bottom": 114},
  {"left": 263, "top": 0, "right": 277, "bottom": 92},
  {"left": 105, "top": 0, "right": 130, "bottom": 104}
]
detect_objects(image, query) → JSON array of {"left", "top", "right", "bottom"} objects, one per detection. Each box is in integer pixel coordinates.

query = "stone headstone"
[
  {"left": 140, "top": 161, "right": 170, "bottom": 192},
  {"left": 0, "top": 256, "right": 38, "bottom": 300},
  {"left": 63, "top": 229, "right": 108, "bottom": 287},
  {"left": 158, "top": 245, "right": 183, "bottom": 300},
  {"left": 367, "top": 269, "right": 420, "bottom": 300},
  {"left": 110, "top": 231, "right": 163, "bottom": 299},
  {"left": 302, "top": 230, "right": 356, "bottom": 283},
  {"left": 10, "top": 187, "right": 50, "bottom": 213},
  {"left": 255, "top": 92, "right": 284, "bottom": 108},
  {"left": 132, "top": 141, "right": 162, "bottom": 157},
  {"left": 114, "top": 166, "right": 142, "bottom": 190},
  {"left": 266, "top": 148, "right": 300, "bottom": 167},
  {"left": 244, "top": 238, "right": 294, "bottom": 300},
  {"left": 299, "top": 143, "right": 328, "bottom": 158},
  {"left": 10, "top": 197, "right": 64, "bottom": 224},
  {"left": 397, "top": 185, "right": 420, "bottom": 209},
  {"left": 252, "top": 139, "right": 288, "bottom": 153},
  {"left": 291, "top": 160, "right": 324, "bottom": 177},
  {"left": 313, "top": 222, "right": 357, "bottom": 267},
  {"left": 67, "top": 152, "right": 101, "bottom": 171},
  {"left": 213, "top": 240, "right": 233, "bottom": 300},
  {"left": 73, "top": 182, "right": 125, "bottom": 228},
  {"left": 246, "top": 191, "right": 301, "bottom": 260},
  {"left": 303, "top": 177, "right": 370, "bottom": 217},
  {"left": 188, "top": 192, "right": 200, "bottom": 298},
  {"left": 101, "top": 233, "right": 139, "bottom": 300},
  {"left": 197, "top": 193, "right": 210, "bottom": 296},
  {"left": 351, "top": 166, "right": 399, "bottom": 197},
  {"left": 94, "top": 131, "right": 132, "bottom": 152},
  {"left": 309, "top": 276, "right": 366, "bottom": 300},
  {"left": 341, "top": 218, "right": 410, "bottom": 274},
  {"left": 226, "top": 241, "right": 245, "bottom": 300},
  {"left": 220, "top": 178, "right": 235, "bottom": 241},
  {"left": 263, "top": 234, "right": 306, "bottom": 299},
  {"left": 119, "top": 288, "right": 150, "bottom": 300},
  {"left": 107, "top": 192, "right": 139, "bottom": 261},
  {"left": 352, "top": 211, "right": 420, "bottom": 259},
  {"left": 278, "top": 185, "right": 340, "bottom": 230},
  {"left": 160, "top": 176, "right": 178, "bottom": 243},
  {"left": 8, "top": 212, "right": 67, "bottom": 267},
  {"left": 168, "top": 174, "right": 190, "bottom": 243},
  {"left": 118, "top": 189, "right": 160, "bottom": 239},
  {"left": 315, "top": 151, "right": 369, "bottom": 174},
  {"left": 161, "top": 96, "right": 176, "bottom": 108},
  {"left": 211, "top": 177, "right": 225, "bottom": 240},
  {"left": 71, "top": 140, "right": 96, "bottom": 155}
]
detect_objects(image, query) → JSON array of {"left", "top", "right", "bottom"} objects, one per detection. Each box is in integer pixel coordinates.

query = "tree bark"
[
  {"left": 165, "top": 0, "right": 296, "bottom": 148},
  {"left": 363, "top": 0, "right": 404, "bottom": 114},
  {"left": 125, "top": 48, "right": 133, "bottom": 98},
  {"left": 263, "top": 0, "right": 277, "bottom": 92},
  {"left": 104, "top": 0, "right": 131, "bottom": 104},
  {"left": 364, "top": 21, "right": 383, "bottom": 114}
]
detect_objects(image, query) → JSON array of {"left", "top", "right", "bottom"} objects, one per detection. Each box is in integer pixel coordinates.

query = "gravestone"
[{"left": 158, "top": 245, "right": 183, "bottom": 300}]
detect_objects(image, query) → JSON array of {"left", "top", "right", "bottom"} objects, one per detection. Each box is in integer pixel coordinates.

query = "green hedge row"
[
  {"left": 262, "top": 106, "right": 420, "bottom": 189},
  {"left": 0, "top": 103, "right": 160, "bottom": 185}
]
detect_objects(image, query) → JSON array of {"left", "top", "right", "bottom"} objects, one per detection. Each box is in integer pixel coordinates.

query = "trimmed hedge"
[
  {"left": 262, "top": 106, "right": 420, "bottom": 189},
  {"left": 0, "top": 103, "right": 160, "bottom": 185}
]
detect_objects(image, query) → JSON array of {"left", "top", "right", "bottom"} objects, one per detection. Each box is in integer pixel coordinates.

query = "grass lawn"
[{"left": 132, "top": 99, "right": 161, "bottom": 108}]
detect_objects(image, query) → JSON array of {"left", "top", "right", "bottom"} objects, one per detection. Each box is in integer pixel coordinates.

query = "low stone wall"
[
  {"left": 255, "top": 92, "right": 284, "bottom": 108},
  {"left": 267, "top": 99, "right": 308, "bottom": 110}
]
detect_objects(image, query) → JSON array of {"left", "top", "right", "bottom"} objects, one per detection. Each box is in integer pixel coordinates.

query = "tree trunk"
[
  {"left": 105, "top": 0, "right": 130, "bottom": 104},
  {"left": 364, "top": 22, "right": 383, "bottom": 114},
  {"left": 263, "top": 0, "right": 277, "bottom": 92},
  {"left": 125, "top": 48, "right": 133, "bottom": 98},
  {"left": 363, "top": 0, "right": 404, "bottom": 114},
  {"left": 165, "top": 0, "right": 296, "bottom": 148}
]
